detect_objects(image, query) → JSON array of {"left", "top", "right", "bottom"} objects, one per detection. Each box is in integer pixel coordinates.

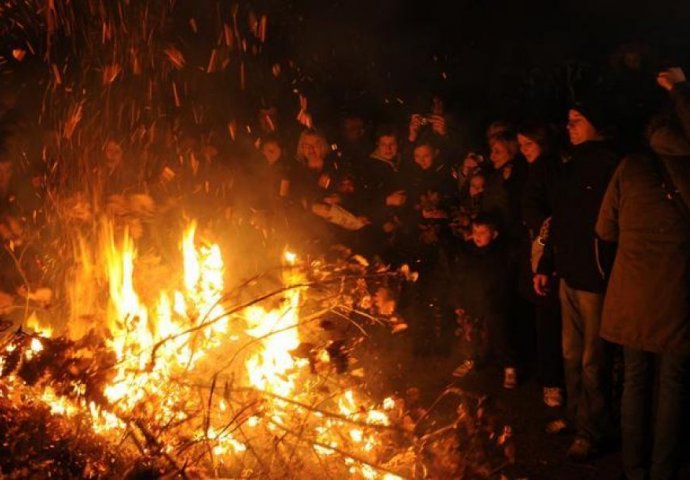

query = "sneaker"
[
  {"left": 566, "top": 436, "right": 598, "bottom": 462},
  {"left": 543, "top": 387, "right": 564, "bottom": 407},
  {"left": 452, "top": 359, "right": 474, "bottom": 378},
  {"left": 503, "top": 367, "right": 518, "bottom": 389}
]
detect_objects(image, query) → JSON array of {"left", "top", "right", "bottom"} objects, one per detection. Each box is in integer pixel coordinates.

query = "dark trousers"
[
  {"left": 622, "top": 348, "right": 690, "bottom": 480},
  {"left": 485, "top": 312, "right": 517, "bottom": 368},
  {"left": 535, "top": 300, "right": 564, "bottom": 388},
  {"left": 559, "top": 279, "right": 611, "bottom": 444},
  {"left": 402, "top": 251, "right": 453, "bottom": 356}
]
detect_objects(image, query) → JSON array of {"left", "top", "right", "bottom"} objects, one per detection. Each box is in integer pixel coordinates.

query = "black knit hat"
[{"left": 571, "top": 99, "right": 609, "bottom": 132}]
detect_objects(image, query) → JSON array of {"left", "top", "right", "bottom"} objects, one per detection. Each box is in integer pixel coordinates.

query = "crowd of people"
[
  {"left": 203, "top": 66, "right": 690, "bottom": 479},
  {"left": 1, "top": 44, "right": 689, "bottom": 477}
]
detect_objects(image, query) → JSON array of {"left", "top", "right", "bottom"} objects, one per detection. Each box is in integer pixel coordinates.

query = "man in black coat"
[
  {"left": 596, "top": 67, "right": 690, "bottom": 480},
  {"left": 535, "top": 102, "right": 619, "bottom": 460}
]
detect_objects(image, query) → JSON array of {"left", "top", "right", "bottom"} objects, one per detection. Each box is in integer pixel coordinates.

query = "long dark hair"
[{"left": 517, "top": 123, "right": 556, "bottom": 156}]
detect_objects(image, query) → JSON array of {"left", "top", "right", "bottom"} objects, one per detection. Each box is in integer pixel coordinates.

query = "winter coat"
[
  {"left": 596, "top": 151, "right": 690, "bottom": 353},
  {"left": 519, "top": 154, "right": 560, "bottom": 304},
  {"left": 538, "top": 141, "right": 619, "bottom": 293},
  {"left": 595, "top": 84, "right": 690, "bottom": 354},
  {"left": 480, "top": 157, "right": 528, "bottom": 246},
  {"left": 449, "top": 240, "right": 511, "bottom": 318},
  {"left": 522, "top": 154, "right": 559, "bottom": 238},
  {"left": 289, "top": 158, "right": 337, "bottom": 208},
  {"left": 395, "top": 161, "right": 457, "bottom": 256},
  {"left": 402, "top": 161, "right": 456, "bottom": 223},
  {"left": 357, "top": 155, "right": 404, "bottom": 226}
]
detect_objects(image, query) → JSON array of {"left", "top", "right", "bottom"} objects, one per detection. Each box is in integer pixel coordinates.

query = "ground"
[{"left": 376, "top": 347, "right": 690, "bottom": 480}]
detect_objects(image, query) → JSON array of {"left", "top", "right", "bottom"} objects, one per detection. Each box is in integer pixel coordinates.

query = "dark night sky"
[
  {"left": 3, "top": 0, "right": 689, "bottom": 135},
  {"left": 258, "top": 0, "right": 690, "bottom": 127}
]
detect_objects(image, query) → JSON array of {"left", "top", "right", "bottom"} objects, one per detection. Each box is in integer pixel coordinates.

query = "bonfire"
[
  {"left": 1, "top": 217, "right": 409, "bottom": 477},
  {"left": 0, "top": 1, "right": 514, "bottom": 478},
  {"left": 0, "top": 217, "right": 514, "bottom": 479}
]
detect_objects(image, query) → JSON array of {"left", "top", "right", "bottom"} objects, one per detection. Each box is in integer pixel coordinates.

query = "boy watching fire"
[{"left": 450, "top": 214, "right": 518, "bottom": 389}]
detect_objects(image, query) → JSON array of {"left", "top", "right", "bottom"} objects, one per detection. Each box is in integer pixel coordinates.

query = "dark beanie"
[{"left": 571, "top": 97, "right": 609, "bottom": 133}]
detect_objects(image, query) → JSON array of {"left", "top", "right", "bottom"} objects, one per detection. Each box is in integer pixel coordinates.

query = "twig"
[
  {"left": 328, "top": 307, "right": 368, "bottom": 336},
  {"left": 204, "top": 373, "right": 217, "bottom": 438},
  {"left": 284, "top": 366, "right": 336, "bottom": 468},
  {"left": 113, "top": 411, "right": 190, "bottom": 480},
  {"left": 3, "top": 244, "right": 32, "bottom": 321},
  {"left": 334, "top": 304, "right": 387, "bottom": 326},
  {"left": 146, "top": 281, "right": 311, "bottom": 371},
  {"left": 146, "top": 270, "right": 400, "bottom": 370},
  {"left": 413, "top": 386, "right": 464, "bottom": 433},
  {"left": 227, "top": 386, "right": 406, "bottom": 434},
  {"left": 268, "top": 417, "right": 409, "bottom": 480},
  {"left": 202, "top": 376, "right": 218, "bottom": 475}
]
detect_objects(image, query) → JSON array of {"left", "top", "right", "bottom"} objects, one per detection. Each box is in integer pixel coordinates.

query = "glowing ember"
[{"left": 26, "top": 312, "right": 53, "bottom": 338}]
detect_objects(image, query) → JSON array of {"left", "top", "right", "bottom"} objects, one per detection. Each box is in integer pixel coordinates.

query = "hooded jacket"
[{"left": 595, "top": 82, "right": 690, "bottom": 353}]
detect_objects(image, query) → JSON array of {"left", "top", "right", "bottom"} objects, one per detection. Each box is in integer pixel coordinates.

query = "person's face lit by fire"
[
  {"left": 261, "top": 141, "right": 282, "bottom": 166},
  {"left": 337, "top": 177, "right": 355, "bottom": 194},
  {"left": 567, "top": 109, "right": 599, "bottom": 146},
  {"left": 375, "top": 135, "right": 398, "bottom": 162},
  {"left": 517, "top": 134, "right": 542, "bottom": 164},
  {"left": 300, "top": 134, "right": 327, "bottom": 170},
  {"left": 413, "top": 144, "right": 436, "bottom": 171},
  {"left": 489, "top": 139, "right": 515, "bottom": 170},
  {"left": 342, "top": 117, "right": 365, "bottom": 144},
  {"left": 472, "top": 223, "right": 497, "bottom": 248},
  {"left": 469, "top": 174, "right": 485, "bottom": 197}
]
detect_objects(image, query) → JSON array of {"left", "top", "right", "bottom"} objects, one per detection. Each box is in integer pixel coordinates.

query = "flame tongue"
[
  {"left": 101, "top": 220, "right": 227, "bottom": 409},
  {"left": 244, "top": 278, "right": 302, "bottom": 397}
]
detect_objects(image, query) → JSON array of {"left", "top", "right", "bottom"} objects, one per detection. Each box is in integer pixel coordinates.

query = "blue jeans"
[
  {"left": 559, "top": 280, "right": 611, "bottom": 444},
  {"left": 622, "top": 348, "right": 690, "bottom": 480}
]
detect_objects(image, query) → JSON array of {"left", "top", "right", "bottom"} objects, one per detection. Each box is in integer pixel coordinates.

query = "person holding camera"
[
  {"left": 408, "top": 94, "right": 449, "bottom": 144},
  {"left": 596, "top": 67, "right": 690, "bottom": 480},
  {"left": 406, "top": 93, "right": 468, "bottom": 167}
]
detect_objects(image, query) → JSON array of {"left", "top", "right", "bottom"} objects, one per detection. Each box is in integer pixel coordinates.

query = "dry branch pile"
[{"left": 0, "top": 252, "right": 514, "bottom": 479}]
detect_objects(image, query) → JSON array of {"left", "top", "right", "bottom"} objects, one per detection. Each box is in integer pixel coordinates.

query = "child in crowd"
[
  {"left": 450, "top": 214, "right": 519, "bottom": 388},
  {"left": 452, "top": 169, "right": 486, "bottom": 241}
]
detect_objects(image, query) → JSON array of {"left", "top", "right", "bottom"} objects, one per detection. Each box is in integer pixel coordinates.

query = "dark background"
[
  {"left": 256, "top": 0, "right": 690, "bottom": 132},
  {"left": 2, "top": 0, "right": 689, "bottom": 142}
]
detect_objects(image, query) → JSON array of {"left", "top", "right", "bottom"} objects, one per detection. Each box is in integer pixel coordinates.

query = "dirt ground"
[{"left": 361, "top": 324, "right": 690, "bottom": 480}]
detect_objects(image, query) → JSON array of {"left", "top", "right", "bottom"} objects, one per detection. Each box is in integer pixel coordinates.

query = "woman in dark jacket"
[
  {"left": 481, "top": 131, "right": 528, "bottom": 247},
  {"left": 288, "top": 129, "right": 339, "bottom": 250},
  {"left": 518, "top": 123, "right": 564, "bottom": 408},
  {"left": 397, "top": 139, "right": 456, "bottom": 356},
  {"left": 596, "top": 71, "right": 690, "bottom": 480}
]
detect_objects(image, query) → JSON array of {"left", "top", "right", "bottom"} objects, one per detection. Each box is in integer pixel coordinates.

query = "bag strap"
[{"left": 653, "top": 154, "right": 690, "bottom": 224}]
